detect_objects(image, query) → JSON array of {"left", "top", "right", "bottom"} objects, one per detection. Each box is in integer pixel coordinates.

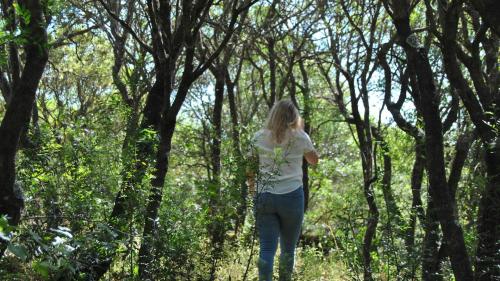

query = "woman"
[{"left": 248, "top": 100, "right": 319, "bottom": 281}]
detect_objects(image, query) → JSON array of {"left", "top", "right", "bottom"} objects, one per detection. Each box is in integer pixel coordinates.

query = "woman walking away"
[{"left": 247, "top": 100, "right": 319, "bottom": 281}]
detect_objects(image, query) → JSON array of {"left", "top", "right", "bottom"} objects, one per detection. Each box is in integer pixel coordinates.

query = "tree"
[
  {"left": 0, "top": 0, "right": 49, "bottom": 256},
  {"left": 435, "top": 1, "right": 499, "bottom": 279},
  {"left": 382, "top": 1, "right": 474, "bottom": 279},
  {"left": 317, "top": 1, "right": 385, "bottom": 279}
]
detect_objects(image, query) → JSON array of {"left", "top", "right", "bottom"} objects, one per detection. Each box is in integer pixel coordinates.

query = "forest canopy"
[{"left": 0, "top": 0, "right": 498, "bottom": 280}]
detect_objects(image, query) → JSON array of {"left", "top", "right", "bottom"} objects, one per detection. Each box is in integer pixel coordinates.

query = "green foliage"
[
  {"left": 13, "top": 3, "right": 31, "bottom": 25},
  {"left": 1, "top": 0, "right": 492, "bottom": 279},
  {"left": 147, "top": 180, "right": 207, "bottom": 280},
  {"left": 0, "top": 226, "right": 79, "bottom": 281},
  {"left": 0, "top": 216, "right": 14, "bottom": 241},
  {"left": 7, "top": 244, "right": 28, "bottom": 261}
]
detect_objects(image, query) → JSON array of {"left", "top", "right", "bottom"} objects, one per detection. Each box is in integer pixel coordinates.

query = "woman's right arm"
[
  {"left": 302, "top": 131, "right": 319, "bottom": 165},
  {"left": 304, "top": 150, "right": 319, "bottom": 165}
]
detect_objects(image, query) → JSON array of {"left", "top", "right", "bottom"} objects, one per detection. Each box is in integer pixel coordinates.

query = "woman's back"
[{"left": 252, "top": 128, "right": 314, "bottom": 194}]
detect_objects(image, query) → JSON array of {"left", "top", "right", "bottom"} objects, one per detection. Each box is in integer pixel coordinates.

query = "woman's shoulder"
[
  {"left": 292, "top": 129, "right": 309, "bottom": 139},
  {"left": 254, "top": 128, "right": 270, "bottom": 137},
  {"left": 290, "top": 130, "right": 313, "bottom": 147},
  {"left": 252, "top": 129, "right": 270, "bottom": 141}
]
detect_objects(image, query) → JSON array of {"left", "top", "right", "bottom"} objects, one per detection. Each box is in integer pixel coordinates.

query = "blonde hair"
[{"left": 265, "top": 100, "right": 302, "bottom": 144}]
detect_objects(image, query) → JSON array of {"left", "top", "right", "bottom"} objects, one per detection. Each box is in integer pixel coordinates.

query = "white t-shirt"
[{"left": 250, "top": 129, "right": 315, "bottom": 194}]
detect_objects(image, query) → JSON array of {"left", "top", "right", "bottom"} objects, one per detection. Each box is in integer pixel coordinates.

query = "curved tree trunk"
[
  {"left": 436, "top": 3, "right": 499, "bottom": 279},
  {"left": 469, "top": 0, "right": 500, "bottom": 36},
  {"left": 384, "top": 2, "right": 474, "bottom": 279},
  {"left": 0, "top": 0, "right": 48, "bottom": 257},
  {"left": 137, "top": 78, "right": 186, "bottom": 279}
]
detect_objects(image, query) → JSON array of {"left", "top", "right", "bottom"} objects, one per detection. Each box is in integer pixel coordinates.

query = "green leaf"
[
  {"left": 0, "top": 215, "right": 14, "bottom": 241},
  {"left": 7, "top": 244, "right": 28, "bottom": 261},
  {"left": 33, "top": 260, "right": 52, "bottom": 279},
  {"left": 13, "top": 3, "right": 31, "bottom": 24}
]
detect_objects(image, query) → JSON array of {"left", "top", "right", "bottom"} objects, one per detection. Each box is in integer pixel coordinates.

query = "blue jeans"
[{"left": 254, "top": 187, "right": 304, "bottom": 281}]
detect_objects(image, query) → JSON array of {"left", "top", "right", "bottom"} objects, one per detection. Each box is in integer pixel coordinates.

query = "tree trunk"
[
  {"left": 469, "top": 0, "right": 500, "bottom": 37},
  {"left": 373, "top": 130, "right": 401, "bottom": 225},
  {"left": 137, "top": 116, "right": 176, "bottom": 280},
  {"left": 475, "top": 138, "right": 500, "bottom": 280},
  {"left": 408, "top": 139, "right": 426, "bottom": 278},
  {"left": 207, "top": 70, "right": 225, "bottom": 281},
  {"left": 137, "top": 69, "right": 191, "bottom": 279},
  {"left": 226, "top": 67, "right": 247, "bottom": 233},
  {"left": 298, "top": 59, "right": 311, "bottom": 212},
  {"left": 422, "top": 199, "right": 444, "bottom": 281},
  {"left": 267, "top": 37, "right": 277, "bottom": 108},
  {"left": 386, "top": 8, "right": 473, "bottom": 279},
  {"left": 0, "top": 0, "right": 48, "bottom": 256},
  {"left": 362, "top": 172, "right": 379, "bottom": 281},
  {"left": 353, "top": 87, "right": 379, "bottom": 281},
  {"left": 436, "top": 3, "right": 499, "bottom": 279}
]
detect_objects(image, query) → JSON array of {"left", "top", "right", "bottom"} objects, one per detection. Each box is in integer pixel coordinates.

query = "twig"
[
  {"left": 96, "top": 0, "right": 153, "bottom": 54},
  {"left": 51, "top": 25, "right": 101, "bottom": 48}
]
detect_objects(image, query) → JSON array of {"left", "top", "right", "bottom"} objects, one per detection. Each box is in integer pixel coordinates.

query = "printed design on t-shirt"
[{"left": 255, "top": 135, "right": 296, "bottom": 193}]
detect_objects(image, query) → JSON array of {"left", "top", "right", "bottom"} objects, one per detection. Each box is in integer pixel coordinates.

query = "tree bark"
[
  {"left": 267, "top": 37, "right": 277, "bottom": 108},
  {"left": 135, "top": 1, "right": 252, "bottom": 277},
  {"left": 226, "top": 66, "right": 247, "bottom": 233},
  {"left": 469, "top": 0, "right": 500, "bottom": 36},
  {"left": 422, "top": 199, "right": 444, "bottom": 281},
  {"left": 298, "top": 59, "right": 311, "bottom": 212},
  {"left": 409, "top": 139, "right": 426, "bottom": 278},
  {"left": 436, "top": 3, "right": 499, "bottom": 279},
  {"left": 475, "top": 138, "right": 500, "bottom": 280},
  {"left": 0, "top": 0, "right": 48, "bottom": 256},
  {"left": 384, "top": 2, "right": 474, "bottom": 279},
  {"left": 207, "top": 68, "right": 225, "bottom": 281},
  {"left": 137, "top": 71, "right": 187, "bottom": 280}
]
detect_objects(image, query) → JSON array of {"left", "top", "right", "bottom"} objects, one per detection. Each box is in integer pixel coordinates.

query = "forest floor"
[{"left": 217, "top": 246, "right": 350, "bottom": 280}]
